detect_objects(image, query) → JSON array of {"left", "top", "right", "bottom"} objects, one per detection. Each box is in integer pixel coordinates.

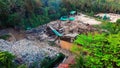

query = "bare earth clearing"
[
  {"left": 75, "top": 13, "right": 101, "bottom": 25},
  {"left": 96, "top": 13, "right": 120, "bottom": 22}
]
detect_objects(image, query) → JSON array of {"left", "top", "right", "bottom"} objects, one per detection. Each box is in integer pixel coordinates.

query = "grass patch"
[{"left": 0, "top": 34, "right": 11, "bottom": 40}]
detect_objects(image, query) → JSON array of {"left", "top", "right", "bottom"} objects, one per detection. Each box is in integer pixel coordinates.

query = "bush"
[
  {"left": 116, "top": 19, "right": 120, "bottom": 24},
  {"left": 0, "top": 51, "right": 28, "bottom": 68},
  {"left": 100, "top": 22, "right": 120, "bottom": 34},
  {"left": 40, "top": 53, "right": 65, "bottom": 68},
  {"left": 0, "top": 51, "right": 15, "bottom": 68},
  {"left": 0, "top": 34, "right": 11, "bottom": 40},
  {"left": 17, "top": 64, "right": 27, "bottom": 68},
  {"left": 73, "top": 33, "right": 120, "bottom": 68}
]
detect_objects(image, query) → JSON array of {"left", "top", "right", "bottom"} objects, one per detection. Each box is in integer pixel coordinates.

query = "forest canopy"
[{"left": 0, "top": 0, "right": 120, "bottom": 29}]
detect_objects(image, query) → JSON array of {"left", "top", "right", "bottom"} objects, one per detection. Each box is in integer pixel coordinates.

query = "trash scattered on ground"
[
  {"left": 0, "top": 39, "right": 72, "bottom": 66},
  {"left": 0, "top": 13, "right": 103, "bottom": 67}
]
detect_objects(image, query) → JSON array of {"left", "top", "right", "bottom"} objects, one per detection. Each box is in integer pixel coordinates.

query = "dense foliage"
[
  {"left": 73, "top": 33, "right": 120, "bottom": 68},
  {"left": 99, "top": 19, "right": 120, "bottom": 34},
  {"left": 0, "top": 51, "right": 15, "bottom": 68},
  {"left": 40, "top": 53, "right": 65, "bottom": 68},
  {"left": 0, "top": 0, "right": 62, "bottom": 29},
  {"left": 62, "top": 0, "right": 120, "bottom": 13},
  {"left": 72, "top": 19, "right": 120, "bottom": 68},
  {"left": 0, "top": 51, "right": 28, "bottom": 68},
  {"left": 1, "top": 0, "right": 120, "bottom": 29}
]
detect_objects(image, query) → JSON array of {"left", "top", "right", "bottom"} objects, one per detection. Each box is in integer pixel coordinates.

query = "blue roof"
[
  {"left": 70, "top": 11, "right": 76, "bottom": 15},
  {"left": 60, "top": 16, "right": 68, "bottom": 21},
  {"left": 52, "top": 30, "right": 63, "bottom": 37},
  {"left": 69, "top": 17, "right": 75, "bottom": 21}
]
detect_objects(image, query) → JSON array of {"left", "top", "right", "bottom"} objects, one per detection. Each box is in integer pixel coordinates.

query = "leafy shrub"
[
  {"left": 71, "top": 55, "right": 85, "bottom": 68},
  {"left": 0, "top": 51, "right": 15, "bottom": 68},
  {"left": 40, "top": 53, "right": 65, "bottom": 68},
  {"left": 0, "top": 34, "right": 11, "bottom": 40},
  {"left": 0, "top": 51, "right": 28, "bottom": 68},
  {"left": 74, "top": 34, "right": 93, "bottom": 46},
  {"left": 116, "top": 19, "right": 120, "bottom": 24},
  {"left": 7, "top": 13, "right": 22, "bottom": 28},
  {"left": 17, "top": 64, "right": 27, "bottom": 68},
  {"left": 73, "top": 33, "right": 120, "bottom": 68},
  {"left": 70, "top": 45, "right": 80, "bottom": 54},
  {"left": 100, "top": 22, "right": 120, "bottom": 34}
]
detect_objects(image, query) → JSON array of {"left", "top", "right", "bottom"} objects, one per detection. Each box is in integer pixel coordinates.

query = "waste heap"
[{"left": 0, "top": 39, "right": 61, "bottom": 67}]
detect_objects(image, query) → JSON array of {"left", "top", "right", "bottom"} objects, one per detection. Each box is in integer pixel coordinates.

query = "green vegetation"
[
  {"left": 0, "top": 51, "right": 28, "bottom": 68},
  {"left": 62, "top": 0, "right": 120, "bottom": 14},
  {"left": 0, "top": 0, "right": 61, "bottom": 29},
  {"left": 0, "top": 34, "right": 11, "bottom": 40},
  {"left": 98, "top": 19, "right": 120, "bottom": 34},
  {"left": 40, "top": 53, "right": 65, "bottom": 68},
  {"left": 1, "top": 0, "right": 120, "bottom": 29},
  {"left": 17, "top": 64, "right": 27, "bottom": 68},
  {"left": 116, "top": 19, "right": 120, "bottom": 24},
  {"left": 0, "top": 51, "right": 15, "bottom": 68},
  {"left": 73, "top": 33, "right": 120, "bottom": 68},
  {"left": 72, "top": 18, "right": 120, "bottom": 68},
  {"left": 1, "top": 0, "right": 120, "bottom": 68}
]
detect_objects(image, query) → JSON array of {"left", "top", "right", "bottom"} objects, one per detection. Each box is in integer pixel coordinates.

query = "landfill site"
[{"left": 0, "top": 12, "right": 120, "bottom": 67}]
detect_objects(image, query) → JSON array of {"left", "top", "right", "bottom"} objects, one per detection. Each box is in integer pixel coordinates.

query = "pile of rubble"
[
  {"left": 26, "top": 25, "right": 48, "bottom": 41},
  {"left": 24, "top": 14, "right": 98, "bottom": 43},
  {"left": 0, "top": 13, "right": 101, "bottom": 42},
  {"left": 0, "top": 38, "right": 73, "bottom": 65},
  {"left": 48, "top": 19, "right": 97, "bottom": 35},
  {"left": 0, "top": 39, "right": 62, "bottom": 66},
  {"left": 0, "top": 39, "right": 12, "bottom": 52}
]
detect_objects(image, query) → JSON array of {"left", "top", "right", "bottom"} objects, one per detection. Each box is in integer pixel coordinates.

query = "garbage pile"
[
  {"left": 24, "top": 13, "right": 99, "bottom": 43},
  {"left": 48, "top": 20, "right": 97, "bottom": 35},
  {"left": 26, "top": 25, "right": 48, "bottom": 41},
  {"left": 0, "top": 39, "right": 60, "bottom": 66},
  {"left": 25, "top": 17, "right": 97, "bottom": 43}
]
